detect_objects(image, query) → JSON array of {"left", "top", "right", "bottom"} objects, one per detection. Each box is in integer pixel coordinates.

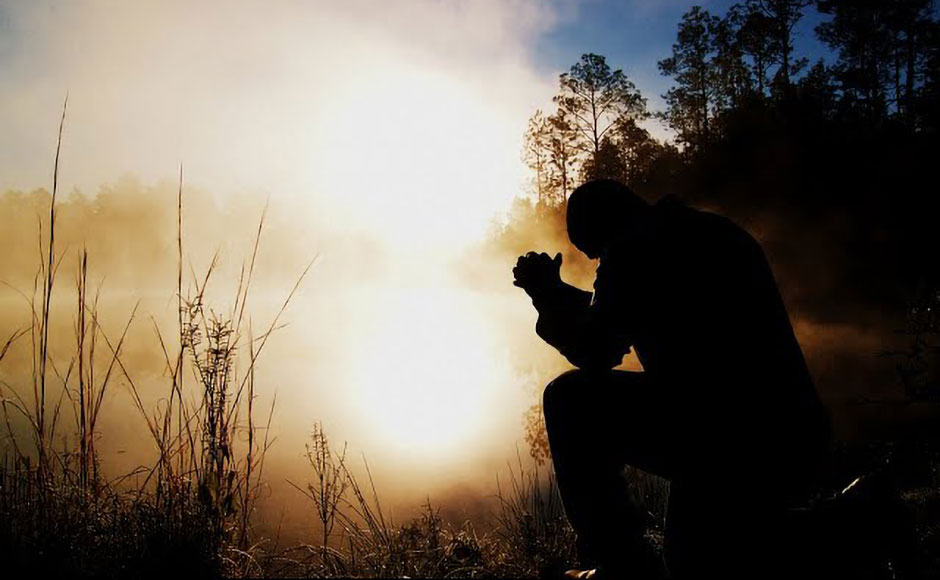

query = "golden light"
[
  {"left": 0, "top": 0, "right": 547, "bottom": 469},
  {"left": 303, "top": 53, "right": 534, "bottom": 459},
  {"left": 343, "top": 282, "right": 511, "bottom": 459},
  {"left": 312, "top": 55, "right": 530, "bottom": 251}
]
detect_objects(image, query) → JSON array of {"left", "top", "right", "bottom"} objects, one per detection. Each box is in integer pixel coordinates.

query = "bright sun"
[
  {"left": 345, "top": 284, "right": 507, "bottom": 458},
  {"left": 304, "top": 52, "right": 531, "bottom": 461},
  {"left": 302, "top": 54, "right": 533, "bottom": 460},
  {"left": 312, "top": 57, "right": 528, "bottom": 251}
]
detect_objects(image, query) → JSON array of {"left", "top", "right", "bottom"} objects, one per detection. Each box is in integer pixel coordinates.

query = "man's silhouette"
[{"left": 513, "top": 179, "right": 830, "bottom": 579}]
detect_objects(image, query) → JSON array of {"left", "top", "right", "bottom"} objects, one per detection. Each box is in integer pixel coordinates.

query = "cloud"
[{"left": 0, "top": 0, "right": 560, "bottom": 247}]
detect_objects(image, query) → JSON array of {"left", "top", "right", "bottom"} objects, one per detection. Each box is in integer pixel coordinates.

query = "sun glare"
[
  {"left": 313, "top": 58, "right": 527, "bottom": 252},
  {"left": 305, "top": 54, "right": 531, "bottom": 460},
  {"left": 345, "top": 284, "right": 508, "bottom": 459}
]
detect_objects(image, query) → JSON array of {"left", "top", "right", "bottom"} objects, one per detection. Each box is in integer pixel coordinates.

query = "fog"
[
  {"left": 0, "top": 0, "right": 558, "bottom": 248},
  {"left": 0, "top": 0, "right": 581, "bottom": 539},
  {"left": 0, "top": 180, "right": 544, "bottom": 540}
]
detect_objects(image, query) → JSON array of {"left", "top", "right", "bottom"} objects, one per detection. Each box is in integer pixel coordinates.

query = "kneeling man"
[{"left": 513, "top": 179, "right": 830, "bottom": 579}]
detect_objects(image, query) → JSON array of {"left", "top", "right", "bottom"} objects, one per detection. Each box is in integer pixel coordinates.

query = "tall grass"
[
  {"left": 492, "top": 452, "right": 578, "bottom": 578},
  {"left": 0, "top": 104, "right": 310, "bottom": 576},
  {"left": 0, "top": 106, "right": 590, "bottom": 578},
  {"left": 281, "top": 425, "right": 583, "bottom": 578}
]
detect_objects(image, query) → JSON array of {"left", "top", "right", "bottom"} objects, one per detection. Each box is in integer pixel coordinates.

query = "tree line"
[{"left": 523, "top": 0, "right": 939, "bottom": 209}]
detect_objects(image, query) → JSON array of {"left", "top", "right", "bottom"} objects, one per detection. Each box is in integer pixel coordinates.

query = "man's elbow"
[{"left": 562, "top": 347, "right": 625, "bottom": 371}]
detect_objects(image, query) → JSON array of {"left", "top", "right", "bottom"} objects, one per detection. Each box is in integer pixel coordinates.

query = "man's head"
[{"left": 566, "top": 179, "right": 649, "bottom": 259}]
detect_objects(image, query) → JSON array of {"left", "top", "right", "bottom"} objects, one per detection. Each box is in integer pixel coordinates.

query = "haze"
[{"left": 0, "top": 0, "right": 603, "bottom": 535}]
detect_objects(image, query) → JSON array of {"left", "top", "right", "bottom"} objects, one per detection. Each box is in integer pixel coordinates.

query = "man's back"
[{"left": 600, "top": 196, "right": 829, "bottom": 480}]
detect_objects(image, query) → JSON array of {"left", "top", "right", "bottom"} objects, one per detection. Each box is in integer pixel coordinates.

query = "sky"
[
  {"left": 534, "top": 0, "right": 835, "bottom": 112},
  {"left": 0, "top": 0, "right": 551, "bottom": 250},
  {"left": 0, "top": 0, "right": 840, "bottom": 208}
]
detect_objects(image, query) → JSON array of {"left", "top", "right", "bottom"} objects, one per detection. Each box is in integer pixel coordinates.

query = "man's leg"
[
  {"left": 663, "top": 472, "right": 799, "bottom": 579},
  {"left": 661, "top": 407, "right": 811, "bottom": 579},
  {"left": 543, "top": 369, "right": 675, "bottom": 573}
]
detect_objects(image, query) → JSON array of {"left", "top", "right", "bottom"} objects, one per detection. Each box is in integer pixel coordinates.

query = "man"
[{"left": 513, "top": 179, "right": 830, "bottom": 579}]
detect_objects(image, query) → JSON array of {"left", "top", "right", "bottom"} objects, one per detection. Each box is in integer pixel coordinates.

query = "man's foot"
[
  {"left": 562, "top": 549, "right": 667, "bottom": 579},
  {"left": 563, "top": 569, "right": 597, "bottom": 579},
  {"left": 563, "top": 565, "right": 663, "bottom": 579}
]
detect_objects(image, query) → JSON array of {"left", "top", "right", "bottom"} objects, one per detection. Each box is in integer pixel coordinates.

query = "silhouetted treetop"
[{"left": 555, "top": 53, "right": 648, "bottom": 156}]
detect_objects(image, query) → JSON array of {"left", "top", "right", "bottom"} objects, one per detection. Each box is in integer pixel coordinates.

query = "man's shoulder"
[
  {"left": 655, "top": 195, "right": 729, "bottom": 227},
  {"left": 654, "top": 196, "right": 759, "bottom": 250}
]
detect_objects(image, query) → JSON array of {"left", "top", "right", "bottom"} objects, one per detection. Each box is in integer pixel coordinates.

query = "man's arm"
[
  {"left": 534, "top": 268, "right": 633, "bottom": 371},
  {"left": 516, "top": 252, "right": 633, "bottom": 371},
  {"left": 529, "top": 279, "right": 591, "bottom": 351}
]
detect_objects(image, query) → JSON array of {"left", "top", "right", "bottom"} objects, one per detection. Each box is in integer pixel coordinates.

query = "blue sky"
[{"left": 535, "top": 0, "right": 835, "bottom": 111}]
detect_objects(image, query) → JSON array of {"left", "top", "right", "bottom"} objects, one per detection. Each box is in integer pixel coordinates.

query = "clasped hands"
[{"left": 512, "top": 251, "right": 563, "bottom": 300}]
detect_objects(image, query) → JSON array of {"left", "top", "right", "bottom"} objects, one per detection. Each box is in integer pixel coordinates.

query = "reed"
[{"left": 0, "top": 103, "right": 308, "bottom": 577}]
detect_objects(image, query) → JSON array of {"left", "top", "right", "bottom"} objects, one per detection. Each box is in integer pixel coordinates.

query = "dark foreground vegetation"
[{"left": 3, "top": 1, "right": 940, "bottom": 577}]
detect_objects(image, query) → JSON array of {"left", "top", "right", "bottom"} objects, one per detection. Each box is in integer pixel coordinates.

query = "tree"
[
  {"left": 554, "top": 53, "right": 648, "bottom": 157},
  {"left": 520, "top": 54, "right": 653, "bottom": 211},
  {"left": 713, "top": 9, "right": 754, "bottom": 110},
  {"left": 658, "top": 7, "right": 724, "bottom": 152},
  {"left": 545, "top": 109, "right": 581, "bottom": 210},
  {"left": 522, "top": 108, "right": 580, "bottom": 211},
  {"left": 580, "top": 137, "right": 628, "bottom": 183},
  {"left": 745, "top": 0, "right": 812, "bottom": 89},
  {"left": 817, "top": 0, "right": 935, "bottom": 125},
  {"left": 817, "top": 0, "right": 895, "bottom": 121},
  {"left": 614, "top": 118, "right": 666, "bottom": 185},
  {"left": 919, "top": 17, "right": 940, "bottom": 131},
  {"left": 733, "top": 2, "right": 777, "bottom": 95},
  {"left": 523, "top": 110, "right": 551, "bottom": 207},
  {"left": 885, "top": 0, "right": 934, "bottom": 125},
  {"left": 797, "top": 59, "right": 839, "bottom": 118},
  {"left": 579, "top": 118, "right": 666, "bottom": 186},
  {"left": 520, "top": 53, "right": 663, "bottom": 208}
]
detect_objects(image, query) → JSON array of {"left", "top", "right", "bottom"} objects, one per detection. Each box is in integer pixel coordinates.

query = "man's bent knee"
[
  {"left": 543, "top": 369, "right": 649, "bottom": 418},
  {"left": 542, "top": 369, "right": 589, "bottom": 417}
]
